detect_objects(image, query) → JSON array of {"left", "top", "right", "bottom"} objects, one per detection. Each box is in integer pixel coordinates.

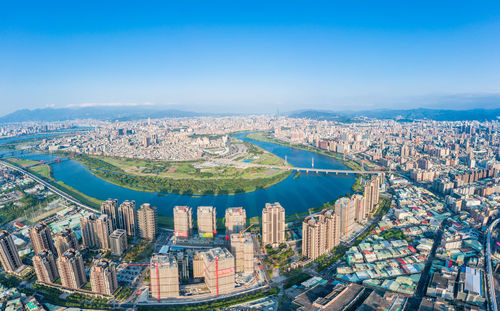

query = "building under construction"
[
  {"left": 193, "top": 247, "right": 235, "bottom": 295},
  {"left": 230, "top": 232, "right": 254, "bottom": 275},
  {"left": 197, "top": 206, "right": 216, "bottom": 238},
  {"left": 173, "top": 206, "right": 193, "bottom": 238},
  {"left": 150, "top": 254, "right": 179, "bottom": 300}
]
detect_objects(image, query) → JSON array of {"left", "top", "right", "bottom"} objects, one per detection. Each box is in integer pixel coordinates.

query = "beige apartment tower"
[
  {"left": 225, "top": 207, "right": 246, "bottom": 236},
  {"left": 80, "top": 213, "right": 113, "bottom": 250},
  {"left": 364, "top": 175, "right": 380, "bottom": 215},
  {"left": 0, "top": 230, "right": 23, "bottom": 274},
  {"left": 173, "top": 206, "right": 193, "bottom": 238},
  {"left": 197, "top": 206, "right": 216, "bottom": 238},
  {"left": 302, "top": 209, "right": 340, "bottom": 260},
  {"left": 109, "top": 229, "right": 128, "bottom": 256},
  {"left": 101, "top": 199, "right": 119, "bottom": 230},
  {"left": 95, "top": 214, "right": 113, "bottom": 250},
  {"left": 80, "top": 213, "right": 99, "bottom": 248},
  {"left": 54, "top": 228, "right": 79, "bottom": 256},
  {"left": 33, "top": 250, "right": 59, "bottom": 284},
  {"left": 230, "top": 232, "right": 254, "bottom": 274},
  {"left": 90, "top": 258, "right": 118, "bottom": 295},
  {"left": 29, "top": 222, "right": 57, "bottom": 256},
  {"left": 150, "top": 254, "right": 180, "bottom": 300},
  {"left": 352, "top": 194, "right": 367, "bottom": 222},
  {"left": 193, "top": 247, "right": 235, "bottom": 295},
  {"left": 57, "top": 248, "right": 87, "bottom": 289},
  {"left": 262, "top": 202, "right": 285, "bottom": 247},
  {"left": 118, "top": 200, "right": 137, "bottom": 236},
  {"left": 137, "top": 203, "right": 157, "bottom": 241},
  {"left": 335, "top": 197, "right": 356, "bottom": 238}
]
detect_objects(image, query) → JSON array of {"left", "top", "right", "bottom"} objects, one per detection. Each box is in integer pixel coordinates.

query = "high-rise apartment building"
[
  {"left": 150, "top": 254, "right": 179, "bottom": 299},
  {"left": 0, "top": 230, "right": 23, "bottom": 274},
  {"left": 29, "top": 222, "right": 57, "bottom": 256},
  {"left": 197, "top": 206, "right": 216, "bottom": 238},
  {"left": 262, "top": 202, "right": 285, "bottom": 247},
  {"left": 33, "top": 250, "right": 59, "bottom": 284},
  {"left": 109, "top": 229, "right": 127, "bottom": 256},
  {"left": 80, "top": 213, "right": 112, "bottom": 250},
  {"left": 230, "top": 232, "right": 254, "bottom": 274},
  {"left": 225, "top": 207, "right": 246, "bottom": 236},
  {"left": 137, "top": 203, "right": 156, "bottom": 241},
  {"left": 90, "top": 258, "right": 118, "bottom": 295},
  {"left": 118, "top": 200, "right": 137, "bottom": 236},
  {"left": 352, "top": 194, "right": 367, "bottom": 222},
  {"left": 302, "top": 209, "right": 340, "bottom": 260},
  {"left": 101, "top": 199, "right": 118, "bottom": 230},
  {"left": 95, "top": 214, "right": 113, "bottom": 250},
  {"left": 80, "top": 213, "right": 99, "bottom": 248},
  {"left": 173, "top": 206, "right": 193, "bottom": 238},
  {"left": 335, "top": 197, "right": 356, "bottom": 238},
  {"left": 54, "top": 228, "right": 79, "bottom": 256},
  {"left": 364, "top": 175, "right": 381, "bottom": 215},
  {"left": 57, "top": 248, "right": 87, "bottom": 289},
  {"left": 193, "top": 247, "right": 235, "bottom": 295}
]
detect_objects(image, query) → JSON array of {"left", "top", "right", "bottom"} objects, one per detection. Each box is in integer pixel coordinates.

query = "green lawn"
[{"left": 30, "top": 164, "right": 52, "bottom": 179}]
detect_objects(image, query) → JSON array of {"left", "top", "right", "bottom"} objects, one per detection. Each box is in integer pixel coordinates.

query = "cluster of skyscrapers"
[
  {"left": 24, "top": 221, "right": 119, "bottom": 295},
  {"left": 80, "top": 199, "right": 157, "bottom": 255},
  {"left": 302, "top": 175, "right": 381, "bottom": 260}
]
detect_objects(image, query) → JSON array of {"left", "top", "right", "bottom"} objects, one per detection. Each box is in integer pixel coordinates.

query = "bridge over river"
[{"left": 213, "top": 158, "right": 387, "bottom": 175}]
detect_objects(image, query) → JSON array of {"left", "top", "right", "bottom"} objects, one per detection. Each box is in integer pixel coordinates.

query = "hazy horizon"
[{"left": 1, "top": 1, "right": 500, "bottom": 115}]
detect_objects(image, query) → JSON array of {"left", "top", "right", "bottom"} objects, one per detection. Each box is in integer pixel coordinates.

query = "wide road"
[
  {"left": 0, "top": 160, "right": 99, "bottom": 213},
  {"left": 486, "top": 218, "right": 500, "bottom": 311}
]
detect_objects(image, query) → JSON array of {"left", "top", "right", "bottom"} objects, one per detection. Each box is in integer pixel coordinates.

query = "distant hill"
[
  {"left": 289, "top": 108, "right": 500, "bottom": 121},
  {"left": 0, "top": 106, "right": 200, "bottom": 123}
]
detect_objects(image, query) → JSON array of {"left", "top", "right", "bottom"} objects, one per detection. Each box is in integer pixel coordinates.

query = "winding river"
[{"left": 1, "top": 132, "right": 355, "bottom": 218}]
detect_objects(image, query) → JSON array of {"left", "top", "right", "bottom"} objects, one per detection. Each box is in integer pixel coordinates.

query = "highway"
[
  {"left": 0, "top": 160, "right": 99, "bottom": 214},
  {"left": 486, "top": 218, "right": 500, "bottom": 311}
]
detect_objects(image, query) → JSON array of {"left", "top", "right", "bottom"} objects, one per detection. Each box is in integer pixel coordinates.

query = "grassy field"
[
  {"left": 30, "top": 164, "right": 52, "bottom": 179},
  {"left": 54, "top": 181, "right": 103, "bottom": 208},
  {"left": 5, "top": 157, "right": 39, "bottom": 167},
  {"left": 67, "top": 146, "right": 292, "bottom": 195}
]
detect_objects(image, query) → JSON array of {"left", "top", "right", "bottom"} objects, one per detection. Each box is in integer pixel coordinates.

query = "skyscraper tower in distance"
[
  {"left": 262, "top": 202, "right": 285, "bottom": 247},
  {"left": 197, "top": 206, "right": 216, "bottom": 238},
  {"left": 54, "top": 228, "right": 79, "bottom": 256},
  {"left": 137, "top": 203, "right": 157, "bottom": 241},
  {"left": 0, "top": 230, "right": 23, "bottom": 274},
  {"left": 101, "top": 199, "right": 118, "bottom": 230},
  {"left": 225, "top": 207, "right": 246, "bottom": 236},
  {"left": 29, "top": 222, "right": 57, "bottom": 257},
  {"left": 118, "top": 200, "right": 137, "bottom": 236},
  {"left": 33, "top": 250, "right": 59, "bottom": 284},
  {"left": 57, "top": 248, "right": 87, "bottom": 289},
  {"left": 90, "top": 258, "right": 118, "bottom": 295},
  {"left": 150, "top": 254, "right": 180, "bottom": 300},
  {"left": 173, "top": 206, "right": 193, "bottom": 238}
]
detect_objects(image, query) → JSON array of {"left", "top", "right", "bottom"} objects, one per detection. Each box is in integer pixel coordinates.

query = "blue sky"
[{"left": 1, "top": 1, "right": 500, "bottom": 115}]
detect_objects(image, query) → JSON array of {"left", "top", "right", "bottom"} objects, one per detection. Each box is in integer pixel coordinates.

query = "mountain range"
[{"left": 0, "top": 106, "right": 498, "bottom": 123}]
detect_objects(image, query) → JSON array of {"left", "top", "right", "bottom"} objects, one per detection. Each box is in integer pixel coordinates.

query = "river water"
[{"left": 1, "top": 132, "right": 355, "bottom": 217}]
